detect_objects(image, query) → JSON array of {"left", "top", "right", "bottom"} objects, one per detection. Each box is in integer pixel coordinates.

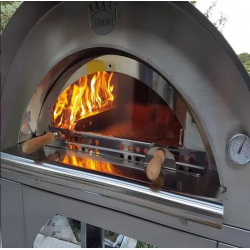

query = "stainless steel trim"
[
  {"left": 66, "top": 141, "right": 145, "bottom": 158},
  {"left": 48, "top": 126, "right": 209, "bottom": 172},
  {"left": 46, "top": 144, "right": 205, "bottom": 178},
  {"left": 64, "top": 146, "right": 205, "bottom": 176},
  {"left": 1, "top": 151, "right": 223, "bottom": 228},
  {"left": 218, "top": 242, "right": 236, "bottom": 248},
  {"left": 18, "top": 54, "right": 80, "bottom": 144}
]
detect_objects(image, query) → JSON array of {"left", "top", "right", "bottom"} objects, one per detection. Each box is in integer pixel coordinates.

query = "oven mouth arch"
[
  {"left": 37, "top": 55, "right": 188, "bottom": 136},
  {"left": 19, "top": 51, "right": 218, "bottom": 174},
  {"left": 17, "top": 46, "right": 214, "bottom": 160}
]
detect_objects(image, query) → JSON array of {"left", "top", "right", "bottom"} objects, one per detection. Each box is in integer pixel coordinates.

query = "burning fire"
[
  {"left": 53, "top": 72, "right": 115, "bottom": 129},
  {"left": 63, "top": 155, "right": 122, "bottom": 176}
]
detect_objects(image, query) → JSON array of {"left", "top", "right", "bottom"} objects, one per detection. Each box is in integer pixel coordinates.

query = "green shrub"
[{"left": 1, "top": 1, "right": 22, "bottom": 33}]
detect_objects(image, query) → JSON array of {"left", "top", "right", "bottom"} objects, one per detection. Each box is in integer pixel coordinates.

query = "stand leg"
[
  {"left": 86, "top": 224, "right": 105, "bottom": 248},
  {"left": 81, "top": 222, "right": 87, "bottom": 247},
  {"left": 1, "top": 179, "right": 26, "bottom": 247}
]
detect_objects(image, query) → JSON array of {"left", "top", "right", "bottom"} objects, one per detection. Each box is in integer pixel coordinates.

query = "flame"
[
  {"left": 53, "top": 72, "right": 115, "bottom": 129},
  {"left": 62, "top": 155, "right": 121, "bottom": 175}
]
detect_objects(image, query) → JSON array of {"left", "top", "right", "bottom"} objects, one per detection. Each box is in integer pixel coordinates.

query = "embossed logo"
[{"left": 89, "top": 2, "right": 117, "bottom": 35}]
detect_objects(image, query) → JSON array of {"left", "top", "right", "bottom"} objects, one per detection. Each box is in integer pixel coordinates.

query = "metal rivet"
[{"left": 180, "top": 218, "right": 189, "bottom": 226}]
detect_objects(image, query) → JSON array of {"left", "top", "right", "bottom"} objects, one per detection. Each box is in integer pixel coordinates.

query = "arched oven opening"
[{"left": 20, "top": 54, "right": 220, "bottom": 201}]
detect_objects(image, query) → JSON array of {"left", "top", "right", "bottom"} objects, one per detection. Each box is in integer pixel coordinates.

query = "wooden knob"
[
  {"left": 146, "top": 149, "right": 165, "bottom": 181},
  {"left": 22, "top": 132, "right": 56, "bottom": 154}
]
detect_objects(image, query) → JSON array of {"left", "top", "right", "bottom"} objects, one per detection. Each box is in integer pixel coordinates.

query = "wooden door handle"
[
  {"left": 146, "top": 149, "right": 165, "bottom": 181},
  {"left": 22, "top": 132, "right": 57, "bottom": 154}
]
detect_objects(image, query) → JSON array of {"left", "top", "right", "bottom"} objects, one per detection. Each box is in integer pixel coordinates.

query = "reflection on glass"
[{"left": 62, "top": 154, "right": 122, "bottom": 176}]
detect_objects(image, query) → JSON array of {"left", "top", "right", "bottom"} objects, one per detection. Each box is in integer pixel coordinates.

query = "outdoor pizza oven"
[{"left": 1, "top": 1, "right": 250, "bottom": 248}]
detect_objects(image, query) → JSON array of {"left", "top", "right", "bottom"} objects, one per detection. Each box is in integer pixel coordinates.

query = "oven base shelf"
[{"left": 1, "top": 145, "right": 223, "bottom": 229}]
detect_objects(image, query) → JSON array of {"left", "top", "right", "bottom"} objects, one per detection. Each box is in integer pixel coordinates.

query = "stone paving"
[{"left": 34, "top": 215, "right": 80, "bottom": 248}]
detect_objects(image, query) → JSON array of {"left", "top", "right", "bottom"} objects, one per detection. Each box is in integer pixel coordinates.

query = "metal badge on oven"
[{"left": 89, "top": 2, "right": 117, "bottom": 35}]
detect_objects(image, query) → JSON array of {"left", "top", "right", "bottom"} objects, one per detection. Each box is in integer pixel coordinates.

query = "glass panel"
[{"left": 52, "top": 72, "right": 183, "bottom": 148}]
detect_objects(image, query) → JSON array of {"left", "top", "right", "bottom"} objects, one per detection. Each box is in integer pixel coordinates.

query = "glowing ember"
[
  {"left": 62, "top": 155, "right": 121, "bottom": 175},
  {"left": 53, "top": 72, "right": 115, "bottom": 129}
]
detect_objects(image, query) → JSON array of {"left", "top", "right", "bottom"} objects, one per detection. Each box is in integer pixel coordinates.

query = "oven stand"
[
  {"left": 1, "top": 179, "right": 107, "bottom": 248},
  {"left": 1, "top": 177, "right": 246, "bottom": 248}
]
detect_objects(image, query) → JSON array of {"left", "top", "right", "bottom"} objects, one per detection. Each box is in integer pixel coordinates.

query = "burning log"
[
  {"left": 53, "top": 71, "right": 115, "bottom": 130},
  {"left": 74, "top": 107, "right": 121, "bottom": 132}
]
